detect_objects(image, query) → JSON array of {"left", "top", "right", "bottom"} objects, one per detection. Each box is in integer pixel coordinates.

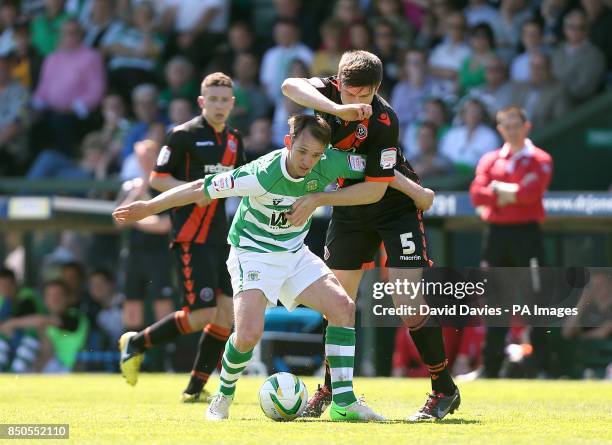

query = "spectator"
[
  {"left": 79, "top": 0, "right": 122, "bottom": 49},
  {"left": 495, "top": 0, "right": 533, "bottom": 62},
  {"left": 159, "top": 56, "right": 198, "bottom": 111},
  {"left": 260, "top": 18, "right": 313, "bottom": 105},
  {"left": 509, "top": 52, "right": 570, "bottom": 131},
  {"left": 60, "top": 261, "right": 88, "bottom": 308},
  {"left": 311, "top": 18, "right": 344, "bottom": 78},
  {"left": 0, "top": 0, "right": 19, "bottom": 56},
  {"left": 244, "top": 117, "right": 275, "bottom": 162},
  {"left": 469, "top": 106, "right": 553, "bottom": 379},
  {"left": 0, "top": 267, "right": 42, "bottom": 372},
  {"left": 101, "top": 1, "right": 162, "bottom": 102},
  {"left": 159, "top": 0, "right": 230, "bottom": 69},
  {"left": 511, "top": 20, "right": 549, "bottom": 82},
  {"left": 538, "top": 0, "right": 569, "bottom": 48},
  {"left": 119, "top": 83, "right": 166, "bottom": 163},
  {"left": 551, "top": 9, "right": 606, "bottom": 104},
  {"left": 168, "top": 97, "right": 195, "bottom": 128},
  {"left": 415, "top": 0, "right": 451, "bottom": 49},
  {"left": 80, "top": 268, "right": 122, "bottom": 371},
  {"left": 97, "top": 93, "right": 132, "bottom": 173},
  {"left": 333, "top": 0, "right": 365, "bottom": 49},
  {"left": 459, "top": 23, "right": 496, "bottom": 94},
  {"left": 0, "top": 56, "right": 30, "bottom": 176},
  {"left": 582, "top": 0, "right": 612, "bottom": 70},
  {"left": 271, "top": 58, "right": 310, "bottom": 146},
  {"left": 370, "top": 0, "right": 413, "bottom": 48},
  {"left": 7, "top": 20, "right": 43, "bottom": 90},
  {"left": 439, "top": 98, "right": 499, "bottom": 172},
  {"left": 391, "top": 49, "right": 445, "bottom": 137},
  {"left": 30, "top": 0, "right": 70, "bottom": 56},
  {"left": 372, "top": 19, "right": 400, "bottom": 96},
  {"left": 428, "top": 11, "right": 470, "bottom": 83},
  {"left": 348, "top": 21, "right": 373, "bottom": 52},
  {"left": 263, "top": 0, "right": 321, "bottom": 50},
  {"left": 231, "top": 52, "right": 271, "bottom": 134},
  {"left": 26, "top": 131, "right": 110, "bottom": 181},
  {"left": 408, "top": 121, "right": 453, "bottom": 179},
  {"left": 32, "top": 18, "right": 106, "bottom": 155},
  {"left": 465, "top": 0, "right": 501, "bottom": 30},
  {"left": 0, "top": 279, "right": 89, "bottom": 373},
  {"left": 402, "top": 97, "right": 450, "bottom": 159},
  {"left": 206, "top": 21, "right": 259, "bottom": 75},
  {"left": 469, "top": 55, "right": 512, "bottom": 118}
]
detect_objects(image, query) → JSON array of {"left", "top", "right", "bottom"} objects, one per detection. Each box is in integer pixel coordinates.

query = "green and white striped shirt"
[{"left": 203, "top": 147, "right": 366, "bottom": 253}]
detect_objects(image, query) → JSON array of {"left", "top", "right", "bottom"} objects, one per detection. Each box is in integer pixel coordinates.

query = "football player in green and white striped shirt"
[{"left": 114, "top": 114, "right": 396, "bottom": 422}]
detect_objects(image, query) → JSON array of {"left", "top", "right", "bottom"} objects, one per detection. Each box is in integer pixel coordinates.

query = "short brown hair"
[
  {"left": 201, "top": 72, "right": 233, "bottom": 95},
  {"left": 288, "top": 114, "right": 331, "bottom": 146},
  {"left": 496, "top": 106, "right": 528, "bottom": 125},
  {"left": 338, "top": 50, "right": 383, "bottom": 88}
]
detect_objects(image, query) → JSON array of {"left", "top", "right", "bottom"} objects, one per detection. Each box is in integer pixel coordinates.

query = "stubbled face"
[
  {"left": 198, "top": 86, "right": 235, "bottom": 128},
  {"left": 286, "top": 130, "right": 326, "bottom": 177}
]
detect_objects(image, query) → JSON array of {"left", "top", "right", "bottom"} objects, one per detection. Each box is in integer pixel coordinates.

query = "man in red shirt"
[{"left": 469, "top": 106, "right": 553, "bottom": 378}]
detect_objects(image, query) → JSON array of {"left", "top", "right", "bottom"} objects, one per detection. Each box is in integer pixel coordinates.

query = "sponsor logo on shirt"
[
  {"left": 156, "top": 146, "right": 171, "bottom": 166},
  {"left": 196, "top": 141, "right": 215, "bottom": 146},
  {"left": 269, "top": 211, "right": 291, "bottom": 229},
  {"left": 204, "top": 163, "right": 234, "bottom": 174},
  {"left": 380, "top": 147, "right": 397, "bottom": 169},
  {"left": 212, "top": 173, "right": 234, "bottom": 191},
  {"left": 348, "top": 155, "right": 366, "bottom": 172},
  {"left": 272, "top": 198, "right": 284, "bottom": 206}
]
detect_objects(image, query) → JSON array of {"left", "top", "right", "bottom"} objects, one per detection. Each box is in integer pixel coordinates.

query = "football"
[{"left": 259, "top": 372, "right": 308, "bottom": 421}]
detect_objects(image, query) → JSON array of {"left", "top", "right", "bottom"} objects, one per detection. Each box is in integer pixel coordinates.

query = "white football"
[{"left": 259, "top": 372, "right": 308, "bottom": 421}]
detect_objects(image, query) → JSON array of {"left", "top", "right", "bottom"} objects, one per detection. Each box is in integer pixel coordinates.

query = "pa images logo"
[{"left": 246, "top": 270, "right": 260, "bottom": 281}]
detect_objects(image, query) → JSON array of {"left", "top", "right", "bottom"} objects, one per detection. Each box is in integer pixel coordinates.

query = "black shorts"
[
  {"left": 171, "top": 241, "right": 232, "bottom": 311},
  {"left": 482, "top": 222, "right": 544, "bottom": 267},
  {"left": 324, "top": 207, "right": 432, "bottom": 269},
  {"left": 122, "top": 247, "right": 174, "bottom": 301}
]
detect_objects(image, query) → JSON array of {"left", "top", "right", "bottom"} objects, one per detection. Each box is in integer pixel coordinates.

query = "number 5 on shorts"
[{"left": 400, "top": 232, "right": 415, "bottom": 255}]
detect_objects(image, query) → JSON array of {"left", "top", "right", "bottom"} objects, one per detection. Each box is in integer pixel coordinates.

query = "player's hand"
[
  {"left": 286, "top": 194, "right": 321, "bottom": 227},
  {"left": 113, "top": 201, "right": 153, "bottom": 224},
  {"left": 333, "top": 103, "right": 373, "bottom": 121},
  {"left": 414, "top": 187, "right": 435, "bottom": 212},
  {"left": 194, "top": 195, "right": 211, "bottom": 207}
]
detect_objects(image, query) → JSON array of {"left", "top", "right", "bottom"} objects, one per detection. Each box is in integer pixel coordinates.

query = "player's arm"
[
  {"left": 113, "top": 179, "right": 209, "bottom": 224},
  {"left": 281, "top": 77, "right": 372, "bottom": 121},
  {"left": 149, "top": 132, "right": 189, "bottom": 192},
  {"left": 389, "top": 171, "right": 435, "bottom": 212}
]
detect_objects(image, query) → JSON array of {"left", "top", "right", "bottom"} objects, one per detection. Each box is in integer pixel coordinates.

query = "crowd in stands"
[{"left": 0, "top": 0, "right": 611, "bottom": 376}]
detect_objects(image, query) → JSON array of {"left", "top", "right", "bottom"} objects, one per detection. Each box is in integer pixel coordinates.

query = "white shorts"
[{"left": 226, "top": 245, "right": 331, "bottom": 311}]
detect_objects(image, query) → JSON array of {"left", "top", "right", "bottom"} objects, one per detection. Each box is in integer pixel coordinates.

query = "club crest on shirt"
[
  {"left": 306, "top": 180, "right": 319, "bottom": 192},
  {"left": 380, "top": 147, "right": 397, "bottom": 169},
  {"left": 355, "top": 123, "right": 368, "bottom": 140}
]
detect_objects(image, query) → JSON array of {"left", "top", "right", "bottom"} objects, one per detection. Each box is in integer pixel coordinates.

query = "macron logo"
[{"left": 378, "top": 113, "right": 391, "bottom": 126}]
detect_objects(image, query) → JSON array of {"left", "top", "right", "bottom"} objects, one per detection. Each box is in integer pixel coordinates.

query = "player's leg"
[
  {"left": 206, "top": 289, "right": 266, "bottom": 421},
  {"left": 183, "top": 244, "right": 234, "bottom": 401},
  {"left": 288, "top": 249, "right": 385, "bottom": 421},
  {"left": 381, "top": 211, "right": 460, "bottom": 421},
  {"left": 207, "top": 246, "right": 285, "bottom": 420},
  {"left": 305, "top": 218, "right": 380, "bottom": 417},
  {"left": 119, "top": 243, "right": 216, "bottom": 386}
]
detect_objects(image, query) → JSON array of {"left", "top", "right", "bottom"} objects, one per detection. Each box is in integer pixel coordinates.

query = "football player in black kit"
[
  {"left": 282, "top": 51, "right": 461, "bottom": 421},
  {"left": 118, "top": 73, "right": 245, "bottom": 402}
]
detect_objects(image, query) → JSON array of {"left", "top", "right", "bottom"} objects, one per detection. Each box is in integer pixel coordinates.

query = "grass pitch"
[{"left": 0, "top": 374, "right": 610, "bottom": 445}]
